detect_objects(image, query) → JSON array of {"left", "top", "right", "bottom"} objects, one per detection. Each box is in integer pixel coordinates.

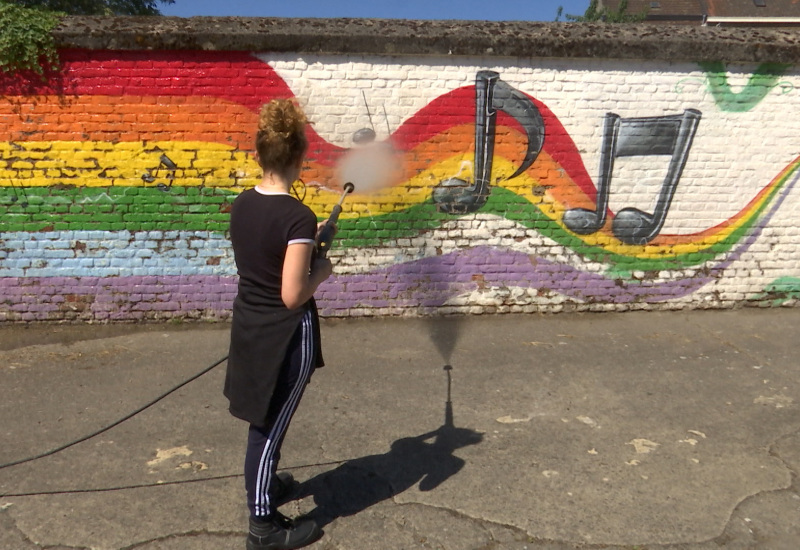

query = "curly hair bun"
[
  {"left": 258, "top": 99, "right": 307, "bottom": 138},
  {"left": 255, "top": 99, "right": 309, "bottom": 173}
]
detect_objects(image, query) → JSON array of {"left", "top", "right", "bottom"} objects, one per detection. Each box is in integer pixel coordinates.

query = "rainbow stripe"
[{"left": 2, "top": 49, "right": 799, "bottom": 321}]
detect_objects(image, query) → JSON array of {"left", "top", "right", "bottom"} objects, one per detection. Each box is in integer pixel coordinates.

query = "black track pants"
[{"left": 244, "top": 310, "right": 315, "bottom": 518}]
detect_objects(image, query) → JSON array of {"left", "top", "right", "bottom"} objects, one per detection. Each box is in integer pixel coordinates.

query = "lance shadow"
[{"left": 289, "top": 365, "right": 482, "bottom": 528}]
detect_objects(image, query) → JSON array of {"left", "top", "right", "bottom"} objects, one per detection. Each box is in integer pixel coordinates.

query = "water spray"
[{"left": 316, "top": 182, "right": 355, "bottom": 258}]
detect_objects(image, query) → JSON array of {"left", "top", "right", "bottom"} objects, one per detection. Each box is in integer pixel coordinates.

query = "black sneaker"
[
  {"left": 269, "top": 471, "right": 297, "bottom": 505},
  {"left": 246, "top": 513, "right": 322, "bottom": 550}
]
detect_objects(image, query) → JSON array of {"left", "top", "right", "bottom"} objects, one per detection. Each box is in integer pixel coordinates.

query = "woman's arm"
[{"left": 281, "top": 242, "right": 332, "bottom": 310}]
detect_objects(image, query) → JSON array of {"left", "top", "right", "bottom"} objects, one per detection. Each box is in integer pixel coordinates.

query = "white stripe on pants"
[{"left": 247, "top": 310, "right": 314, "bottom": 518}]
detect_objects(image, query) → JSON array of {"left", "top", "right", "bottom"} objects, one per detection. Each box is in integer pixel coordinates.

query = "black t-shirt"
[{"left": 229, "top": 189, "right": 317, "bottom": 308}]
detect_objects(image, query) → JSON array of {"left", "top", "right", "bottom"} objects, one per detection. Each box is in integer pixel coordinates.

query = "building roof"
[
  {"left": 51, "top": 16, "right": 800, "bottom": 64},
  {"left": 600, "top": 0, "right": 800, "bottom": 24},
  {"left": 600, "top": 0, "right": 703, "bottom": 21},
  {"left": 705, "top": 0, "right": 800, "bottom": 18}
]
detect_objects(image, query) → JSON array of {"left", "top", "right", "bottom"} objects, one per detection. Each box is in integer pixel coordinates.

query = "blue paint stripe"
[{"left": 0, "top": 231, "right": 236, "bottom": 278}]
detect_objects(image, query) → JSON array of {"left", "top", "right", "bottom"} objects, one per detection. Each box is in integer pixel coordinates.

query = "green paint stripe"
[
  {"left": 0, "top": 186, "right": 238, "bottom": 232},
  {"left": 751, "top": 276, "right": 800, "bottom": 306},
  {"left": 700, "top": 61, "right": 792, "bottom": 112},
  {"left": 2, "top": 175, "right": 787, "bottom": 272},
  {"left": 334, "top": 187, "right": 749, "bottom": 272},
  {"left": 335, "top": 200, "right": 452, "bottom": 248},
  {"left": 480, "top": 188, "right": 721, "bottom": 272}
]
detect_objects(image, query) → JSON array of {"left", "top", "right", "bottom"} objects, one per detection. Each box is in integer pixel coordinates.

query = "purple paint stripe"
[
  {"left": 318, "top": 246, "right": 713, "bottom": 313},
  {"left": 321, "top": 169, "right": 800, "bottom": 313},
  {"left": 0, "top": 246, "right": 712, "bottom": 321},
  {"left": 0, "top": 275, "right": 239, "bottom": 321},
  {"left": 6, "top": 159, "right": 799, "bottom": 322},
  {"left": 710, "top": 164, "right": 800, "bottom": 273}
]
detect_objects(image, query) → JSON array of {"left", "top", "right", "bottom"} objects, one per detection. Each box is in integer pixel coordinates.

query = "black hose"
[{"left": 0, "top": 354, "right": 229, "bottom": 470}]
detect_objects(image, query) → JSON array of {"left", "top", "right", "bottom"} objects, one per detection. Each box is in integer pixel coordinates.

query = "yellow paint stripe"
[
  {"left": 3, "top": 139, "right": 795, "bottom": 257},
  {"left": 0, "top": 141, "right": 260, "bottom": 189}
]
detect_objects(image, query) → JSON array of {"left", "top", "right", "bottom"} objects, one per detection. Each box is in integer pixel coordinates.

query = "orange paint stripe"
[
  {"left": 0, "top": 95, "right": 257, "bottom": 148},
  {"left": 645, "top": 157, "right": 799, "bottom": 247}
]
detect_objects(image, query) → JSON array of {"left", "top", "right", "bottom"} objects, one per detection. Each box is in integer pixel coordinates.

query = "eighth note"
[
  {"left": 562, "top": 109, "right": 701, "bottom": 245},
  {"left": 433, "top": 70, "right": 545, "bottom": 214},
  {"left": 142, "top": 153, "right": 179, "bottom": 192}
]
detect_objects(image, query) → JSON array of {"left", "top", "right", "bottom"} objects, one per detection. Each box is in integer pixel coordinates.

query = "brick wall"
[{"left": 1, "top": 18, "right": 799, "bottom": 321}]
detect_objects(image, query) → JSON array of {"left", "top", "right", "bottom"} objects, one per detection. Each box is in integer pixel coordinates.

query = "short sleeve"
[{"left": 286, "top": 204, "right": 317, "bottom": 246}]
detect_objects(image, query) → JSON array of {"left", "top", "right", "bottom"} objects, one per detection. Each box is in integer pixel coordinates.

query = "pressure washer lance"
[{"left": 316, "top": 182, "right": 355, "bottom": 259}]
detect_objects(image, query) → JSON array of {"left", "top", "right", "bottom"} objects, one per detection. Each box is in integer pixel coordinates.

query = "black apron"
[{"left": 224, "top": 288, "right": 323, "bottom": 427}]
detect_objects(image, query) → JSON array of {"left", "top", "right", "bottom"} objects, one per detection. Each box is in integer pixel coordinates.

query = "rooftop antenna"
[
  {"left": 362, "top": 90, "right": 376, "bottom": 134},
  {"left": 382, "top": 104, "right": 392, "bottom": 137},
  {"left": 353, "top": 91, "right": 378, "bottom": 144}
]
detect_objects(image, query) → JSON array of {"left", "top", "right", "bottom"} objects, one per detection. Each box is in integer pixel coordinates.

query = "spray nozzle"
[{"left": 316, "top": 183, "right": 354, "bottom": 259}]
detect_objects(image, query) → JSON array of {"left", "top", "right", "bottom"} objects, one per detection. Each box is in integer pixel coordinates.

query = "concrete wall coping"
[{"left": 53, "top": 16, "right": 800, "bottom": 64}]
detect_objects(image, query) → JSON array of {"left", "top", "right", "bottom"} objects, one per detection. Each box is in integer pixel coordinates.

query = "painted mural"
[{"left": 1, "top": 49, "right": 798, "bottom": 321}]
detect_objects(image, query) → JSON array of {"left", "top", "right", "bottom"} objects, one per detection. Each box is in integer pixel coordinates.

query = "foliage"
[
  {"left": 556, "top": 0, "right": 647, "bottom": 23},
  {"left": 0, "top": 0, "right": 174, "bottom": 77},
  {"left": 0, "top": 2, "right": 62, "bottom": 75},
  {"left": 9, "top": 0, "right": 174, "bottom": 16}
]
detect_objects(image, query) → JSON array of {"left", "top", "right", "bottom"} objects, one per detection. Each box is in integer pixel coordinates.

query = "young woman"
[{"left": 225, "top": 99, "right": 332, "bottom": 550}]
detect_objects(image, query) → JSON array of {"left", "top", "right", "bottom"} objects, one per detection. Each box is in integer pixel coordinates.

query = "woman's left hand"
[{"left": 317, "top": 220, "right": 337, "bottom": 238}]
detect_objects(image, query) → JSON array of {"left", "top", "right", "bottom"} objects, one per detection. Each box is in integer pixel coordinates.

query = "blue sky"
[{"left": 160, "top": 0, "right": 591, "bottom": 21}]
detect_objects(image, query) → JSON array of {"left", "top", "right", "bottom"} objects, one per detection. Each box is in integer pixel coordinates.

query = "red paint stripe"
[
  {"left": 391, "top": 85, "right": 596, "bottom": 200},
  {"left": 2, "top": 50, "right": 596, "bottom": 196},
  {"left": 0, "top": 49, "right": 346, "bottom": 163}
]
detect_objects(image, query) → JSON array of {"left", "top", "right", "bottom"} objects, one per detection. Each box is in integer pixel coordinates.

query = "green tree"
[
  {"left": 0, "top": 0, "right": 174, "bottom": 76},
  {"left": 557, "top": 0, "right": 647, "bottom": 23},
  {"left": 0, "top": 2, "right": 62, "bottom": 75},
  {"left": 8, "top": 0, "right": 174, "bottom": 15}
]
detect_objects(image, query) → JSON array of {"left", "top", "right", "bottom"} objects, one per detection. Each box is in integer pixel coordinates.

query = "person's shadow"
[{"left": 290, "top": 365, "right": 483, "bottom": 528}]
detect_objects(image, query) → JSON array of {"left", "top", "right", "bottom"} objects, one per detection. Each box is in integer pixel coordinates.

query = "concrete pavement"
[{"left": 1, "top": 309, "right": 799, "bottom": 549}]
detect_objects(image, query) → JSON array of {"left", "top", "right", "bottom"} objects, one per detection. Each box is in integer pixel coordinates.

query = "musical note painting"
[
  {"left": 432, "top": 70, "right": 544, "bottom": 214},
  {"left": 1, "top": 51, "right": 799, "bottom": 320},
  {"left": 562, "top": 109, "right": 702, "bottom": 245}
]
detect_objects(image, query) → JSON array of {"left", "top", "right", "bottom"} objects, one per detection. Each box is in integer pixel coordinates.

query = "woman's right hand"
[
  {"left": 283, "top": 243, "right": 333, "bottom": 309},
  {"left": 311, "top": 257, "right": 333, "bottom": 281}
]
